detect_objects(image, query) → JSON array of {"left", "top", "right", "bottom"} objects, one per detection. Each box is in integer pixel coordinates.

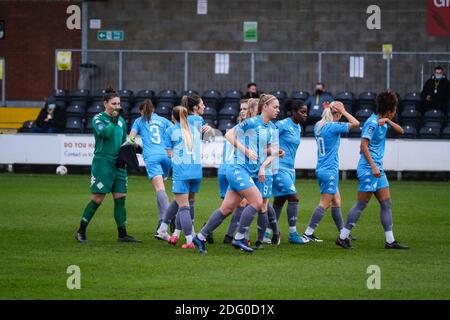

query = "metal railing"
[{"left": 54, "top": 49, "right": 450, "bottom": 96}]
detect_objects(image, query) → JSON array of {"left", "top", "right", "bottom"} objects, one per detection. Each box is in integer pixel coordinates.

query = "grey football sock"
[
  {"left": 200, "top": 208, "right": 226, "bottom": 238},
  {"left": 308, "top": 205, "right": 326, "bottom": 229},
  {"left": 236, "top": 205, "right": 258, "bottom": 239},
  {"left": 156, "top": 190, "right": 169, "bottom": 221},
  {"left": 189, "top": 201, "right": 195, "bottom": 224},
  {"left": 163, "top": 201, "right": 178, "bottom": 224},
  {"left": 257, "top": 211, "right": 269, "bottom": 242},
  {"left": 267, "top": 204, "right": 278, "bottom": 235},
  {"left": 344, "top": 200, "right": 368, "bottom": 230},
  {"left": 178, "top": 206, "right": 193, "bottom": 236},
  {"left": 331, "top": 207, "right": 344, "bottom": 231},
  {"left": 287, "top": 201, "right": 299, "bottom": 228},
  {"left": 380, "top": 199, "right": 393, "bottom": 232},
  {"left": 175, "top": 211, "right": 181, "bottom": 230},
  {"left": 226, "top": 206, "right": 244, "bottom": 237}
]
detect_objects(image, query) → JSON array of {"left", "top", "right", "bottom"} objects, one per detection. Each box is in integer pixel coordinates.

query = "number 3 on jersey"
[
  {"left": 149, "top": 125, "right": 161, "bottom": 144},
  {"left": 317, "top": 137, "right": 326, "bottom": 157}
]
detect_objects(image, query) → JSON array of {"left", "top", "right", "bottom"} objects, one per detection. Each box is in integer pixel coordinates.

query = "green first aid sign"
[
  {"left": 97, "top": 30, "right": 124, "bottom": 41},
  {"left": 243, "top": 21, "right": 257, "bottom": 42}
]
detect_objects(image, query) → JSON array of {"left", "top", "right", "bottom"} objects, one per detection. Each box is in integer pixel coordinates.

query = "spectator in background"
[
  {"left": 420, "top": 66, "right": 450, "bottom": 111},
  {"left": 243, "top": 82, "right": 259, "bottom": 99},
  {"left": 305, "top": 82, "right": 334, "bottom": 112},
  {"left": 32, "top": 99, "right": 66, "bottom": 133}
]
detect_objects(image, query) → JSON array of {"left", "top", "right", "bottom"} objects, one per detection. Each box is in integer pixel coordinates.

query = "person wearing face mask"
[
  {"left": 32, "top": 98, "right": 66, "bottom": 133},
  {"left": 305, "top": 82, "right": 334, "bottom": 116},
  {"left": 420, "top": 66, "right": 450, "bottom": 111}
]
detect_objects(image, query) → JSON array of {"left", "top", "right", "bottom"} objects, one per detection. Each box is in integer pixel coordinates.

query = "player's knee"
[
  {"left": 273, "top": 196, "right": 288, "bottom": 206},
  {"left": 380, "top": 198, "right": 392, "bottom": 210},
  {"left": 287, "top": 194, "right": 299, "bottom": 203}
]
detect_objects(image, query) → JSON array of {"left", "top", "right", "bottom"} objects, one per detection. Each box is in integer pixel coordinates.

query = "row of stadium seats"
[
  {"left": 38, "top": 89, "right": 450, "bottom": 138},
  {"left": 58, "top": 115, "right": 450, "bottom": 139}
]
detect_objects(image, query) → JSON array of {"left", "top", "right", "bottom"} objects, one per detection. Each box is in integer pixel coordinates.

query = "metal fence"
[{"left": 54, "top": 49, "right": 450, "bottom": 97}]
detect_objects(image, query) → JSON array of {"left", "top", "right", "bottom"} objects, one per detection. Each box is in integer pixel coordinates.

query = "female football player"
[
  {"left": 157, "top": 106, "right": 202, "bottom": 249},
  {"left": 303, "top": 101, "right": 359, "bottom": 242},
  {"left": 129, "top": 100, "right": 173, "bottom": 234},
  {"left": 336, "top": 91, "right": 408, "bottom": 249},
  {"left": 193, "top": 94, "right": 280, "bottom": 253},
  {"left": 75, "top": 87, "right": 141, "bottom": 243},
  {"left": 267, "top": 100, "right": 309, "bottom": 245}
]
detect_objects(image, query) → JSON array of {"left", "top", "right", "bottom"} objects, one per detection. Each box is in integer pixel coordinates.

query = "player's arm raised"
[
  {"left": 225, "top": 127, "right": 257, "bottom": 161},
  {"left": 332, "top": 101, "right": 359, "bottom": 129},
  {"left": 379, "top": 118, "right": 404, "bottom": 135}
]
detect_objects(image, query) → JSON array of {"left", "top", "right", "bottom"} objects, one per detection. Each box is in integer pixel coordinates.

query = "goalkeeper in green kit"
[{"left": 75, "top": 87, "right": 141, "bottom": 243}]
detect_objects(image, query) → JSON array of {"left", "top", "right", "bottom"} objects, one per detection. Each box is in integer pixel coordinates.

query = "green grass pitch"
[{"left": 0, "top": 173, "right": 449, "bottom": 299}]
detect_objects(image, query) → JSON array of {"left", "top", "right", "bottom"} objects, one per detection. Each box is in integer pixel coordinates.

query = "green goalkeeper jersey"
[{"left": 92, "top": 112, "right": 127, "bottom": 162}]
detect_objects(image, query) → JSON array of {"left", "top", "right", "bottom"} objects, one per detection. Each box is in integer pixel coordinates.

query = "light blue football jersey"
[
  {"left": 233, "top": 115, "right": 276, "bottom": 177},
  {"left": 276, "top": 117, "right": 301, "bottom": 170},
  {"left": 314, "top": 121, "right": 350, "bottom": 172},
  {"left": 164, "top": 122, "right": 202, "bottom": 180},
  {"left": 131, "top": 114, "right": 173, "bottom": 158},
  {"left": 358, "top": 113, "right": 388, "bottom": 169}
]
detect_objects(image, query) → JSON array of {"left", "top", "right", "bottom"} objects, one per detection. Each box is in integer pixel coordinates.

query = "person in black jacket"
[
  {"left": 32, "top": 99, "right": 66, "bottom": 133},
  {"left": 243, "top": 82, "right": 260, "bottom": 99},
  {"left": 420, "top": 66, "right": 450, "bottom": 111}
]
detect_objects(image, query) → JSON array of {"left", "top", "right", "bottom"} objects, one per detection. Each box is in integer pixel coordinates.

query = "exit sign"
[{"left": 97, "top": 30, "right": 124, "bottom": 41}]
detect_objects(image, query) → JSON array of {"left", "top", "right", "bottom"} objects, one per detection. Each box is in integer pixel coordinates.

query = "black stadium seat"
[
  {"left": 335, "top": 91, "right": 355, "bottom": 107},
  {"left": 118, "top": 89, "right": 134, "bottom": 101},
  {"left": 418, "top": 126, "right": 440, "bottom": 139},
  {"left": 219, "top": 103, "right": 239, "bottom": 120},
  {"left": 155, "top": 101, "right": 173, "bottom": 118},
  {"left": 87, "top": 102, "right": 103, "bottom": 116},
  {"left": 355, "top": 108, "right": 372, "bottom": 123},
  {"left": 356, "top": 91, "right": 376, "bottom": 111},
  {"left": 66, "top": 102, "right": 86, "bottom": 117},
  {"left": 400, "top": 124, "right": 417, "bottom": 139},
  {"left": 291, "top": 90, "right": 309, "bottom": 102},
  {"left": 218, "top": 119, "right": 235, "bottom": 134},
  {"left": 204, "top": 117, "right": 216, "bottom": 128},
  {"left": 65, "top": 117, "right": 83, "bottom": 133},
  {"left": 202, "top": 90, "right": 222, "bottom": 110},
  {"left": 92, "top": 89, "right": 106, "bottom": 101},
  {"left": 423, "top": 109, "right": 443, "bottom": 123},
  {"left": 400, "top": 108, "right": 421, "bottom": 126},
  {"left": 441, "top": 125, "right": 450, "bottom": 139},
  {"left": 135, "top": 89, "right": 155, "bottom": 105},
  {"left": 202, "top": 106, "right": 217, "bottom": 120},
  {"left": 223, "top": 90, "right": 243, "bottom": 103},
  {"left": 70, "top": 89, "right": 90, "bottom": 102},
  {"left": 158, "top": 90, "right": 178, "bottom": 104}
]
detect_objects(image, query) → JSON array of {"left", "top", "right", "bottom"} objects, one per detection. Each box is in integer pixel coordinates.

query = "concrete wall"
[
  {"left": 79, "top": 0, "right": 450, "bottom": 96},
  {"left": 0, "top": 1, "right": 81, "bottom": 101},
  {"left": 3, "top": 0, "right": 450, "bottom": 99}
]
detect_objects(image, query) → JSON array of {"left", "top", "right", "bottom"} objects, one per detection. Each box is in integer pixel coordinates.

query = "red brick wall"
[{"left": 0, "top": 1, "right": 81, "bottom": 101}]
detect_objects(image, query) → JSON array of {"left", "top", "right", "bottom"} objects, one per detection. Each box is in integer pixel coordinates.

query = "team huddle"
[{"left": 75, "top": 88, "right": 409, "bottom": 252}]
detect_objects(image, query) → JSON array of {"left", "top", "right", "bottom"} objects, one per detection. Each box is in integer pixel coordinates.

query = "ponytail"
[
  {"left": 172, "top": 106, "right": 193, "bottom": 150},
  {"left": 139, "top": 99, "right": 154, "bottom": 123},
  {"left": 257, "top": 94, "right": 276, "bottom": 115},
  {"left": 247, "top": 98, "right": 259, "bottom": 117},
  {"left": 181, "top": 94, "right": 201, "bottom": 114}
]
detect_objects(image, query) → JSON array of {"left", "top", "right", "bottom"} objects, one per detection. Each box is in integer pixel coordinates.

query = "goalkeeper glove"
[{"left": 111, "top": 110, "right": 119, "bottom": 125}]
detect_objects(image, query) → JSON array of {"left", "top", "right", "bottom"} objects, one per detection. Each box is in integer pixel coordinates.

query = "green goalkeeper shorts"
[{"left": 90, "top": 157, "right": 128, "bottom": 194}]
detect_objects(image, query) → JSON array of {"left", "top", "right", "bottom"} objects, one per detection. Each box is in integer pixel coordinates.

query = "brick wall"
[{"left": 0, "top": 1, "right": 81, "bottom": 101}]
